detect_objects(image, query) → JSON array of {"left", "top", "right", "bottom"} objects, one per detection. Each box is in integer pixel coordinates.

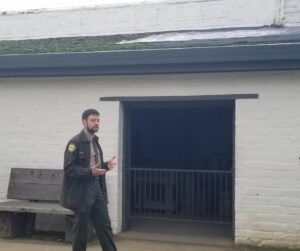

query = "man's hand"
[
  {"left": 91, "top": 165, "right": 107, "bottom": 176},
  {"left": 107, "top": 156, "right": 117, "bottom": 171}
]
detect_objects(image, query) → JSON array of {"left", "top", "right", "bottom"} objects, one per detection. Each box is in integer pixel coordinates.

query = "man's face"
[{"left": 83, "top": 114, "right": 100, "bottom": 134}]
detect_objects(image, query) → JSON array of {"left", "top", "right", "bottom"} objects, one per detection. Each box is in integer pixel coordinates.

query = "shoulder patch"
[{"left": 67, "top": 143, "right": 76, "bottom": 153}]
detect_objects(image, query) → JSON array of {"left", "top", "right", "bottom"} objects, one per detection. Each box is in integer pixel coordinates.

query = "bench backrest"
[{"left": 7, "top": 168, "right": 63, "bottom": 202}]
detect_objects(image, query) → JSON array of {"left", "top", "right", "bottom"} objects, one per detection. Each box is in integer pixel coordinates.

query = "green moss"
[
  {"left": 0, "top": 33, "right": 162, "bottom": 55},
  {"left": 0, "top": 32, "right": 299, "bottom": 55}
]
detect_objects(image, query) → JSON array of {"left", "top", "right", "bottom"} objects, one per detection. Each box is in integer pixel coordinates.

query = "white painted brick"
[
  {"left": 0, "top": 0, "right": 281, "bottom": 41},
  {"left": 236, "top": 229, "right": 274, "bottom": 240},
  {"left": 283, "top": 0, "right": 300, "bottom": 26}
]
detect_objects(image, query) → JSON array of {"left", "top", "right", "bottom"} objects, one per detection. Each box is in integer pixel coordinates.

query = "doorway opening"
[{"left": 123, "top": 100, "right": 235, "bottom": 243}]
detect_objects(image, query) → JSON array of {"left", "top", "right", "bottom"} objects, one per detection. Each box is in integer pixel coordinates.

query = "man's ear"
[{"left": 82, "top": 119, "right": 87, "bottom": 127}]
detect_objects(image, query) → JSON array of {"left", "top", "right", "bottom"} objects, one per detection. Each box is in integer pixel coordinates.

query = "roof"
[
  {"left": 0, "top": 27, "right": 300, "bottom": 77},
  {"left": 1, "top": 27, "right": 300, "bottom": 55}
]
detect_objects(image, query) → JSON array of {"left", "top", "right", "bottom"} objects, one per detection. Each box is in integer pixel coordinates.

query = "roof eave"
[{"left": 0, "top": 43, "right": 300, "bottom": 77}]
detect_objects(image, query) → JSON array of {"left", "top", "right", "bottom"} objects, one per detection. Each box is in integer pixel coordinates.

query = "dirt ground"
[
  {"left": 1, "top": 237, "right": 297, "bottom": 251},
  {"left": 0, "top": 238, "right": 239, "bottom": 251}
]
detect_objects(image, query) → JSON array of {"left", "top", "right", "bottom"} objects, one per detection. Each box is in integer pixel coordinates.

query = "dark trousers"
[{"left": 72, "top": 182, "right": 117, "bottom": 251}]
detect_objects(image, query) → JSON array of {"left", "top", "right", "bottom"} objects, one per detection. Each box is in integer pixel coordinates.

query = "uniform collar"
[{"left": 79, "top": 129, "right": 99, "bottom": 142}]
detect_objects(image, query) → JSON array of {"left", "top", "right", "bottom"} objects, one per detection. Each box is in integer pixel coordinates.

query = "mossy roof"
[{"left": 1, "top": 28, "right": 300, "bottom": 55}]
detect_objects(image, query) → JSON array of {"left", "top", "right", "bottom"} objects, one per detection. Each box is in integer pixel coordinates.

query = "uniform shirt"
[{"left": 84, "top": 129, "right": 101, "bottom": 168}]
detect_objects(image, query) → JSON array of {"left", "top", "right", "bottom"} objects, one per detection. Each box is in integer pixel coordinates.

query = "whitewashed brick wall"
[
  {"left": 0, "top": 0, "right": 281, "bottom": 41},
  {"left": 234, "top": 72, "right": 300, "bottom": 248},
  {"left": 0, "top": 71, "right": 300, "bottom": 248},
  {"left": 283, "top": 0, "right": 300, "bottom": 26}
]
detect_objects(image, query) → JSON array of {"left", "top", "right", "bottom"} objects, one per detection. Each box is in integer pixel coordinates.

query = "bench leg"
[
  {"left": 24, "top": 213, "right": 36, "bottom": 235},
  {"left": 0, "top": 212, "right": 25, "bottom": 238}
]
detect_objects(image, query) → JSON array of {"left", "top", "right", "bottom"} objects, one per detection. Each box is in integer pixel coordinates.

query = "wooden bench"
[{"left": 0, "top": 168, "right": 76, "bottom": 242}]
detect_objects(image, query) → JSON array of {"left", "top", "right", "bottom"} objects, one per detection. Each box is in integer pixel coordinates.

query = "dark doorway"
[{"left": 123, "top": 100, "right": 234, "bottom": 238}]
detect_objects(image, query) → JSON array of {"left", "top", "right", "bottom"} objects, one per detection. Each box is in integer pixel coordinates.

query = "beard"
[{"left": 87, "top": 126, "right": 99, "bottom": 134}]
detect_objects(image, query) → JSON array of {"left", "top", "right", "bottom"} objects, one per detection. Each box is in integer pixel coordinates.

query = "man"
[{"left": 60, "top": 109, "right": 118, "bottom": 251}]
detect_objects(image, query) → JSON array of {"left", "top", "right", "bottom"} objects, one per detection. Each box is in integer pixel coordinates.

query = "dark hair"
[{"left": 82, "top": 109, "right": 100, "bottom": 120}]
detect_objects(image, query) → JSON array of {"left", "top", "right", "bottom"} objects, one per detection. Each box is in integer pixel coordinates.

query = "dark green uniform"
[{"left": 60, "top": 130, "right": 117, "bottom": 251}]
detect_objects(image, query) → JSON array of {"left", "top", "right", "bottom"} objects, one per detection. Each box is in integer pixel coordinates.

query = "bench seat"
[{"left": 0, "top": 200, "right": 73, "bottom": 215}]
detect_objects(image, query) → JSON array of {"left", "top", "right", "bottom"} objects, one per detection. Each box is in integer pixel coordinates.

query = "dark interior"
[{"left": 131, "top": 101, "right": 234, "bottom": 171}]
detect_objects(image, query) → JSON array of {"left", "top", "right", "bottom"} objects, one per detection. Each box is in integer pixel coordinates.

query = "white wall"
[
  {"left": 234, "top": 73, "right": 300, "bottom": 248},
  {"left": 0, "top": 0, "right": 282, "bottom": 41},
  {"left": 0, "top": 71, "right": 300, "bottom": 248},
  {"left": 283, "top": 0, "right": 300, "bottom": 26}
]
